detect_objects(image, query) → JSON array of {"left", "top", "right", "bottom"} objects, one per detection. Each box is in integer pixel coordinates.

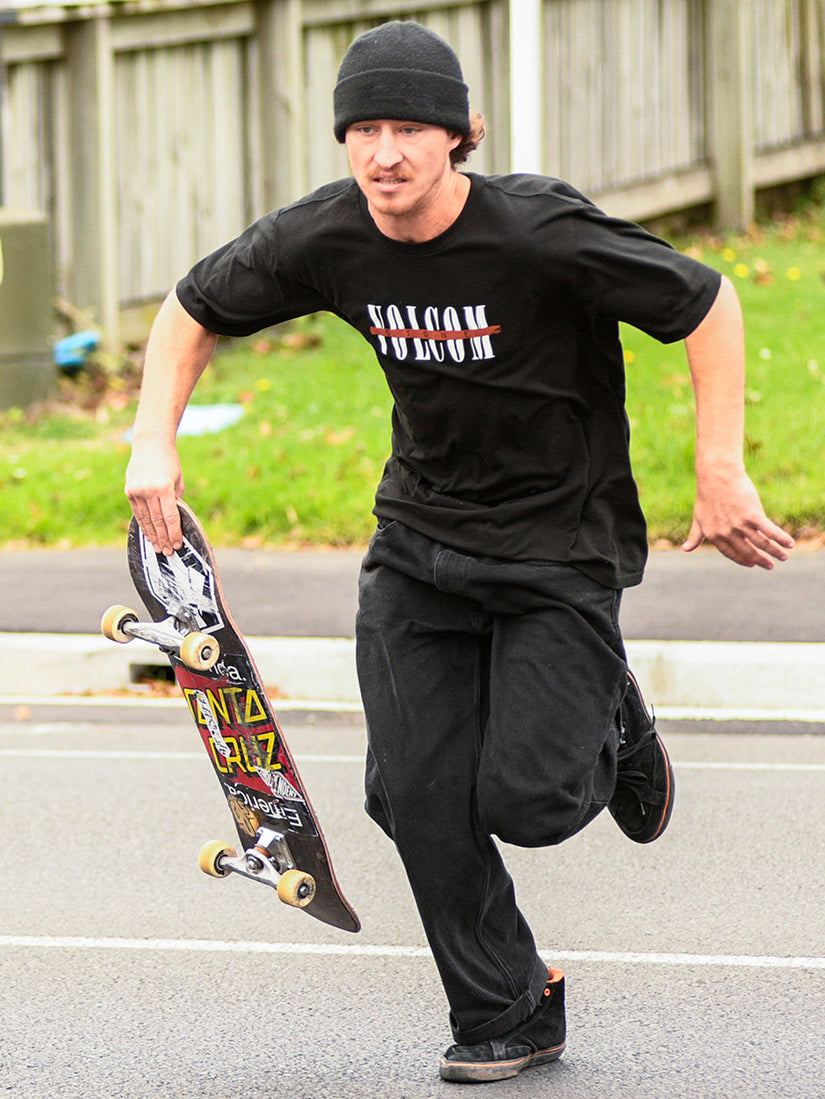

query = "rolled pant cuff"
[{"left": 453, "top": 956, "right": 551, "bottom": 1045}]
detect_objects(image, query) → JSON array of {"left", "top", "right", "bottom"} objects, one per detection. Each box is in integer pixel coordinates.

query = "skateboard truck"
[
  {"left": 197, "top": 828, "right": 318, "bottom": 909},
  {"left": 101, "top": 604, "right": 220, "bottom": 671}
]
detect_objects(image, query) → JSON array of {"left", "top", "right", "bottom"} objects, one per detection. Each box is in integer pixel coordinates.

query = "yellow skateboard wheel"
[
  {"left": 100, "top": 604, "right": 139, "bottom": 644},
  {"left": 180, "top": 632, "right": 220, "bottom": 671},
  {"left": 277, "top": 869, "right": 316, "bottom": 908},
  {"left": 198, "top": 840, "right": 237, "bottom": 878}
]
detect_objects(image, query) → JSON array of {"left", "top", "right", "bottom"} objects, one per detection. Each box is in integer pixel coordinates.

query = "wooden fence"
[{"left": 2, "top": 0, "right": 825, "bottom": 344}]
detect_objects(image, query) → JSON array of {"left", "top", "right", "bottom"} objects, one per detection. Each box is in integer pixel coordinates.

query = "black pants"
[{"left": 355, "top": 521, "right": 628, "bottom": 1044}]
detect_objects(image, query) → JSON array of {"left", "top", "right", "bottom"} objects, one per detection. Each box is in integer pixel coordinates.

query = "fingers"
[
  {"left": 748, "top": 519, "right": 795, "bottom": 562},
  {"left": 732, "top": 513, "right": 794, "bottom": 569},
  {"left": 149, "top": 498, "right": 183, "bottom": 556},
  {"left": 718, "top": 534, "right": 782, "bottom": 571},
  {"left": 125, "top": 452, "right": 185, "bottom": 556},
  {"left": 686, "top": 471, "right": 795, "bottom": 570},
  {"left": 684, "top": 513, "right": 794, "bottom": 570},
  {"left": 127, "top": 490, "right": 183, "bottom": 556},
  {"left": 681, "top": 518, "right": 704, "bottom": 554}
]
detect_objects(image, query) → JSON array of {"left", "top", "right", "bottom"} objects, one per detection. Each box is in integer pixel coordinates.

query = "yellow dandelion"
[
  {"left": 733, "top": 263, "right": 750, "bottom": 279},
  {"left": 786, "top": 267, "right": 802, "bottom": 281},
  {"left": 255, "top": 378, "right": 272, "bottom": 391},
  {"left": 722, "top": 248, "right": 737, "bottom": 263},
  {"left": 624, "top": 349, "right": 635, "bottom": 365}
]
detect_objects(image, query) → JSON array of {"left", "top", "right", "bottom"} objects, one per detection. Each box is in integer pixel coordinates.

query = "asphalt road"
[
  {"left": 2, "top": 542, "right": 825, "bottom": 641},
  {"left": 1, "top": 700, "right": 823, "bottom": 1098}
]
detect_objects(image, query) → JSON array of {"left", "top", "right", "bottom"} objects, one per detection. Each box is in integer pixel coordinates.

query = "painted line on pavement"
[
  {"left": 657, "top": 706, "right": 825, "bottom": 722},
  {"left": 0, "top": 747, "right": 363, "bottom": 763},
  {"left": 3, "top": 694, "right": 825, "bottom": 722},
  {"left": 0, "top": 935, "right": 822, "bottom": 970},
  {"left": 3, "top": 695, "right": 825, "bottom": 723},
  {"left": 676, "top": 761, "right": 825, "bottom": 772},
  {"left": 0, "top": 695, "right": 365, "bottom": 712},
  {"left": 0, "top": 746, "right": 824, "bottom": 772}
]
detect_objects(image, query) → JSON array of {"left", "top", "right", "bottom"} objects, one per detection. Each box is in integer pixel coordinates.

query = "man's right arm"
[{"left": 125, "top": 290, "right": 218, "bottom": 555}]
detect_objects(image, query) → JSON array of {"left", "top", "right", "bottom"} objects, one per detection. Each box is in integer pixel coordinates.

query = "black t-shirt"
[{"left": 177, "top": 173, "right": 721, "bottom": 587}]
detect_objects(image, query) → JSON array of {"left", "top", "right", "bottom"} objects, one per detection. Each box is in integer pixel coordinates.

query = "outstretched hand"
[{"left": 682, "top": 468, "right": 794, "bottom": 569}]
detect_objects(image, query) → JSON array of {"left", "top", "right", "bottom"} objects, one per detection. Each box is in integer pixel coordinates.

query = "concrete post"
[{"left": 0, "top": 209, "right": 54, "bottom": 409}]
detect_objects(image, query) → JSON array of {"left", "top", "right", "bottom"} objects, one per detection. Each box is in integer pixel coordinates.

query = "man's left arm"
[{"left": 682, "top": 274, "right": 795, "bottom": 569}]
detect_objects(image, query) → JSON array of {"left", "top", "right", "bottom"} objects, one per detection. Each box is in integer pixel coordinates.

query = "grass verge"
[{"left": 1, "top": 208, "right": 824, "bottom": 549}]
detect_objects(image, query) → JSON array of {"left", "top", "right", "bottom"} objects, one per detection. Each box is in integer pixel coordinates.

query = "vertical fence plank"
[
  {"left": 257, "top": 0, "right": 305, "bottom": 209},
  {"left": 63, "top": 14, "right": 120, "bottom": 340},
  {"left": 708, "top": 0, "right": 753, "bottom": 228}
]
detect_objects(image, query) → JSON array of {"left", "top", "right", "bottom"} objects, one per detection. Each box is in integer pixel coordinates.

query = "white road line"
[
  {"left": 0, "top": 935, "right": 822, "bottom": 970},
  {"left": 677, "top": 761, "right": 825, "bottom": 772},
  {"left": 657, "top": 706, "right": 825, "bottom": 722},
  {"left": 0, "top": 747, "right": 823, "bottom": 772},
  {"left": 548, "top": 950, "right": 825, "bottom": 970},
  {"left": 0, "top": 749, "right": 205, "bottom": 760},
  {"left": 0, "top": 695, "right": 364, "bottom": 712},
  {"left": 0, "top": 748, "right": 363, "bottom": 763},
  {"left": 3, "top": 695, "right": 825, "bottom": 722}
]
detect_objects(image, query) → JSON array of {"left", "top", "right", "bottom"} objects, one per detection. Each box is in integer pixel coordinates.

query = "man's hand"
[
  {"left": 682, "top": 467, "right": 794, "bottom": 569},
  {"left": 125, "top": 444, "right": 185, "bottom": 556}
]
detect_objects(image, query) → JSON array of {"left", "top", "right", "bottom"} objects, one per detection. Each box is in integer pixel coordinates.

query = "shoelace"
[{"left": 614, "top": 729, "right": 665, "bottom": 807}]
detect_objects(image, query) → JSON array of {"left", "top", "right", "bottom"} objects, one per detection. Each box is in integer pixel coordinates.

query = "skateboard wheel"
[
  {"left": 198, "top": 840, "right": 237, "bottom": 878},
  {"left": 180, "top": 632, "right": 220, "bottom": 671},
  {"left": 100, "top": 604, "right": 139, "bottom": 644},
  {"left": 277, "top": 869, "right": 317, "bottom": 908}
]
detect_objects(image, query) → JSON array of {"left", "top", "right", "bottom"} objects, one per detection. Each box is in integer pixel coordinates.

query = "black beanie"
[{"left": 333, "top": 21, "right": 470, "bottom": 143}]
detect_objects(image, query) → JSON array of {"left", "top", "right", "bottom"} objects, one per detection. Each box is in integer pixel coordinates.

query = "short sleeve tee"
[{"left": 177, "top": 173, "right": 721, "bottom": 587}]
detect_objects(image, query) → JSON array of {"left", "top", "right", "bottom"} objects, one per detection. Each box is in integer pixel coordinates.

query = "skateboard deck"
[{"left": 102, "top": 501, "right": 360, "bottom": 933}]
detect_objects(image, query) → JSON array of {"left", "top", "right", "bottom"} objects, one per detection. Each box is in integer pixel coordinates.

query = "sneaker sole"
[
  {"left": 629, "top": 673, "right": 674, "bottom": 843},
  {"left": 610, "top": 731, "right": 675, "bottom": 844},
  {"left": 439, "top": 1042, "right": 565, "bottom": 1083},
  {"left": 640, "top": 732, "right": 674, "bottom": 844}
]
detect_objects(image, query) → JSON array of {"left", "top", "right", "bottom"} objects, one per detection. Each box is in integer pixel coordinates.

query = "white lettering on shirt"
[{"left": 367, "top": 303, "right": 500, "bottom": 363}]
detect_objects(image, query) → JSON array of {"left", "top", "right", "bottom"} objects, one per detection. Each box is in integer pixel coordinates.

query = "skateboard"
[{"left": 101, "top": 501, "right": 360, "bottom": 933}]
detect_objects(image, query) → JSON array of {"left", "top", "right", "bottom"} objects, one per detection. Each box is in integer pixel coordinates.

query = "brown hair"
[{"left": 451, "top": 112, "right": 486, "bottom": 166}]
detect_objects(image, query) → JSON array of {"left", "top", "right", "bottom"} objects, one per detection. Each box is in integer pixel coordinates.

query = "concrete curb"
[
  {"left": 1, "top": 633, "right": 825, "bottom": 717},
  {"left": 0, "top": 634, "right": 358, "bottom": 703}
]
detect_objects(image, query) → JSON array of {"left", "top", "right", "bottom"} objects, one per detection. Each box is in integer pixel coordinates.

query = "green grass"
[
  {"left": 0, "top": 315, "right": 392, "bottom": 547},
  {"left": 2, "top": 208, "right": 825, "bottom": 548}
]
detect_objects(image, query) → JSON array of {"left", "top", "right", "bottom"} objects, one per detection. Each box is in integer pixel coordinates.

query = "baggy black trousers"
[{"left": 355, "top": 521, "right": 629, "bottom": 1044}]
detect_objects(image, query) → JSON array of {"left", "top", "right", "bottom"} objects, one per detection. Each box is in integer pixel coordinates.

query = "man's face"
[{"left": 345, "top": 120, "right": 463, "bottom": 237}]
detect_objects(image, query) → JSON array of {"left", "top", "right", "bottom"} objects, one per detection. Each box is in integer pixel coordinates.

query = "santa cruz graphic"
[{"left": 367, "top": 303, "right": 500, "bottom": 363}]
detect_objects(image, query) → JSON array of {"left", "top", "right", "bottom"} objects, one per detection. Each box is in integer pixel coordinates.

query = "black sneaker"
[
  {"left": 439, "top": 969, "right": 566, "bottom": 1083},
  {"left": 609, "top": 671, "right": 675, "bottom": 843}
]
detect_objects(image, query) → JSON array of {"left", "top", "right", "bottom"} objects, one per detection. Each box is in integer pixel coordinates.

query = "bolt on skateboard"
[{"left": 101, "top": 501, "right": 360, "bottom": 933}]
